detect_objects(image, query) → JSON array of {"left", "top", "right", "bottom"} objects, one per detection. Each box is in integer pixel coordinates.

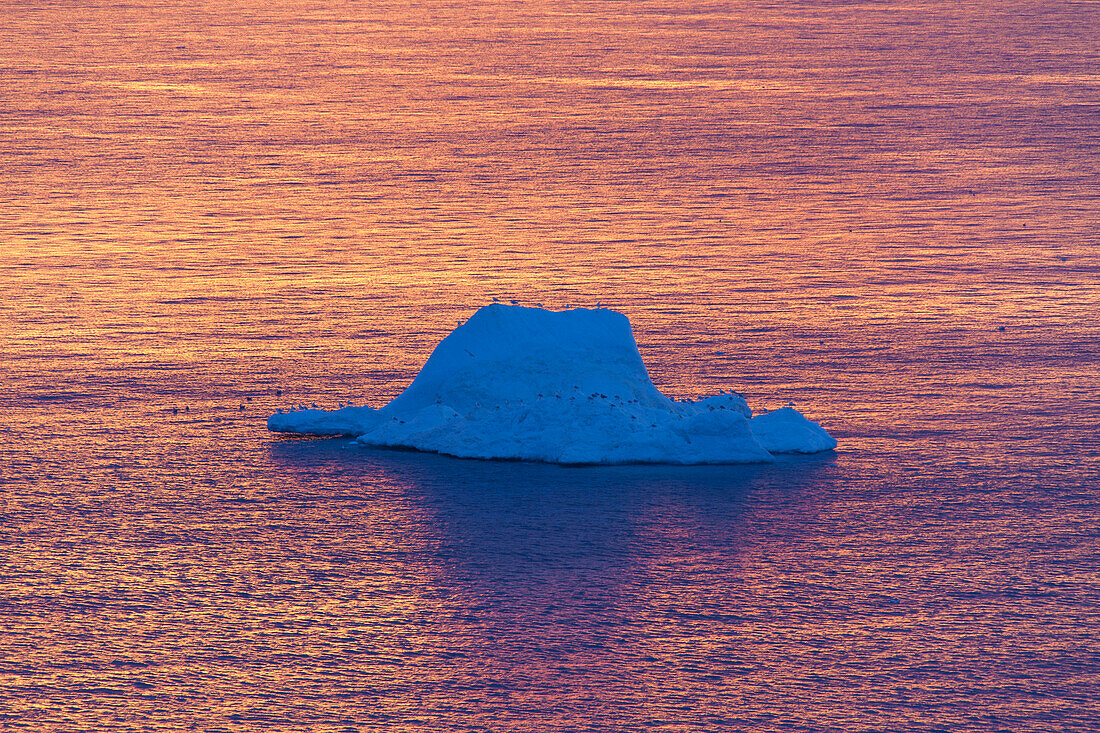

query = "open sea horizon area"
[{"left": 2, "top": 1, "right": 1097, "bottom": 730}]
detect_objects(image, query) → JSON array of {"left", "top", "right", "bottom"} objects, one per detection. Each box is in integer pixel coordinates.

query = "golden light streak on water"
[{"left": 1, "top": 0, "right": 1098, "bottom": 730}]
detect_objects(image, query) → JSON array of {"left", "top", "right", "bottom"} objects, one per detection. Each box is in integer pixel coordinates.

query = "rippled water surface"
[{"left": 2, "top": 1, "right": 1098, "bottom": 730}]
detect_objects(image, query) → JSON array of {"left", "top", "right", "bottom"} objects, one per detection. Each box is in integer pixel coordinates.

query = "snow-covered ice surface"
[{"left": 268, "top": 304, "right": 836, "bottom": 464}]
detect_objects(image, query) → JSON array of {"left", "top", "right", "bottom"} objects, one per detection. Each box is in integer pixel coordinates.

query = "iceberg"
[{"left": 268, "top": 304, "right": 836, "bottom": 464}]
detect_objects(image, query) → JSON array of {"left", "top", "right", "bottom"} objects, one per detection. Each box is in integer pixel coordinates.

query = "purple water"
[{"left": 1, "top": 0, "right": 1098, "bottom": 729}]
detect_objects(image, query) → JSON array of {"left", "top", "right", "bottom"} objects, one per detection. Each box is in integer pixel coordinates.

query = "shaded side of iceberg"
[{"left": 268, "top": 304, "right": 837, "bottom": 464}]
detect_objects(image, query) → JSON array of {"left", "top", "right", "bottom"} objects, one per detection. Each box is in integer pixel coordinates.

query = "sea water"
[{"left": 1, "top": 1, "right": 1097, "bottom": 730}]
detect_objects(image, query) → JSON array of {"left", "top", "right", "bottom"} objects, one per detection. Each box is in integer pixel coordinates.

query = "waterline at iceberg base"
[{"left": 268, "top": 304, "right": 836, "bottom": 464}]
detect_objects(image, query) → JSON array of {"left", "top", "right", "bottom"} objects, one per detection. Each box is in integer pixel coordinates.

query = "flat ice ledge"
[{"left": 268, "top": 304, "right": 837, "bottom": 464}]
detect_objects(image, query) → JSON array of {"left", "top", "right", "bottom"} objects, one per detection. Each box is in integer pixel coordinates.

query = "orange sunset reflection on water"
[{"left": 1, "top": 0, "right": 1098, "bottom": 730}]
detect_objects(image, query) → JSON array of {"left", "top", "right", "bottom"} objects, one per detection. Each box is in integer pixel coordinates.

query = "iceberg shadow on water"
[
  {"left": 265, "top": 438, "right": 838, "bottom": 594},
  {"left": 268, "top": 304, "right": 837, "bottom": 465}
]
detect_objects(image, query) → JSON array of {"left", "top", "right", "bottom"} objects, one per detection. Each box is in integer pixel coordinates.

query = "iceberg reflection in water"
[{"left": 261, "top": 438, "right": 846, "bottom": 727}]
